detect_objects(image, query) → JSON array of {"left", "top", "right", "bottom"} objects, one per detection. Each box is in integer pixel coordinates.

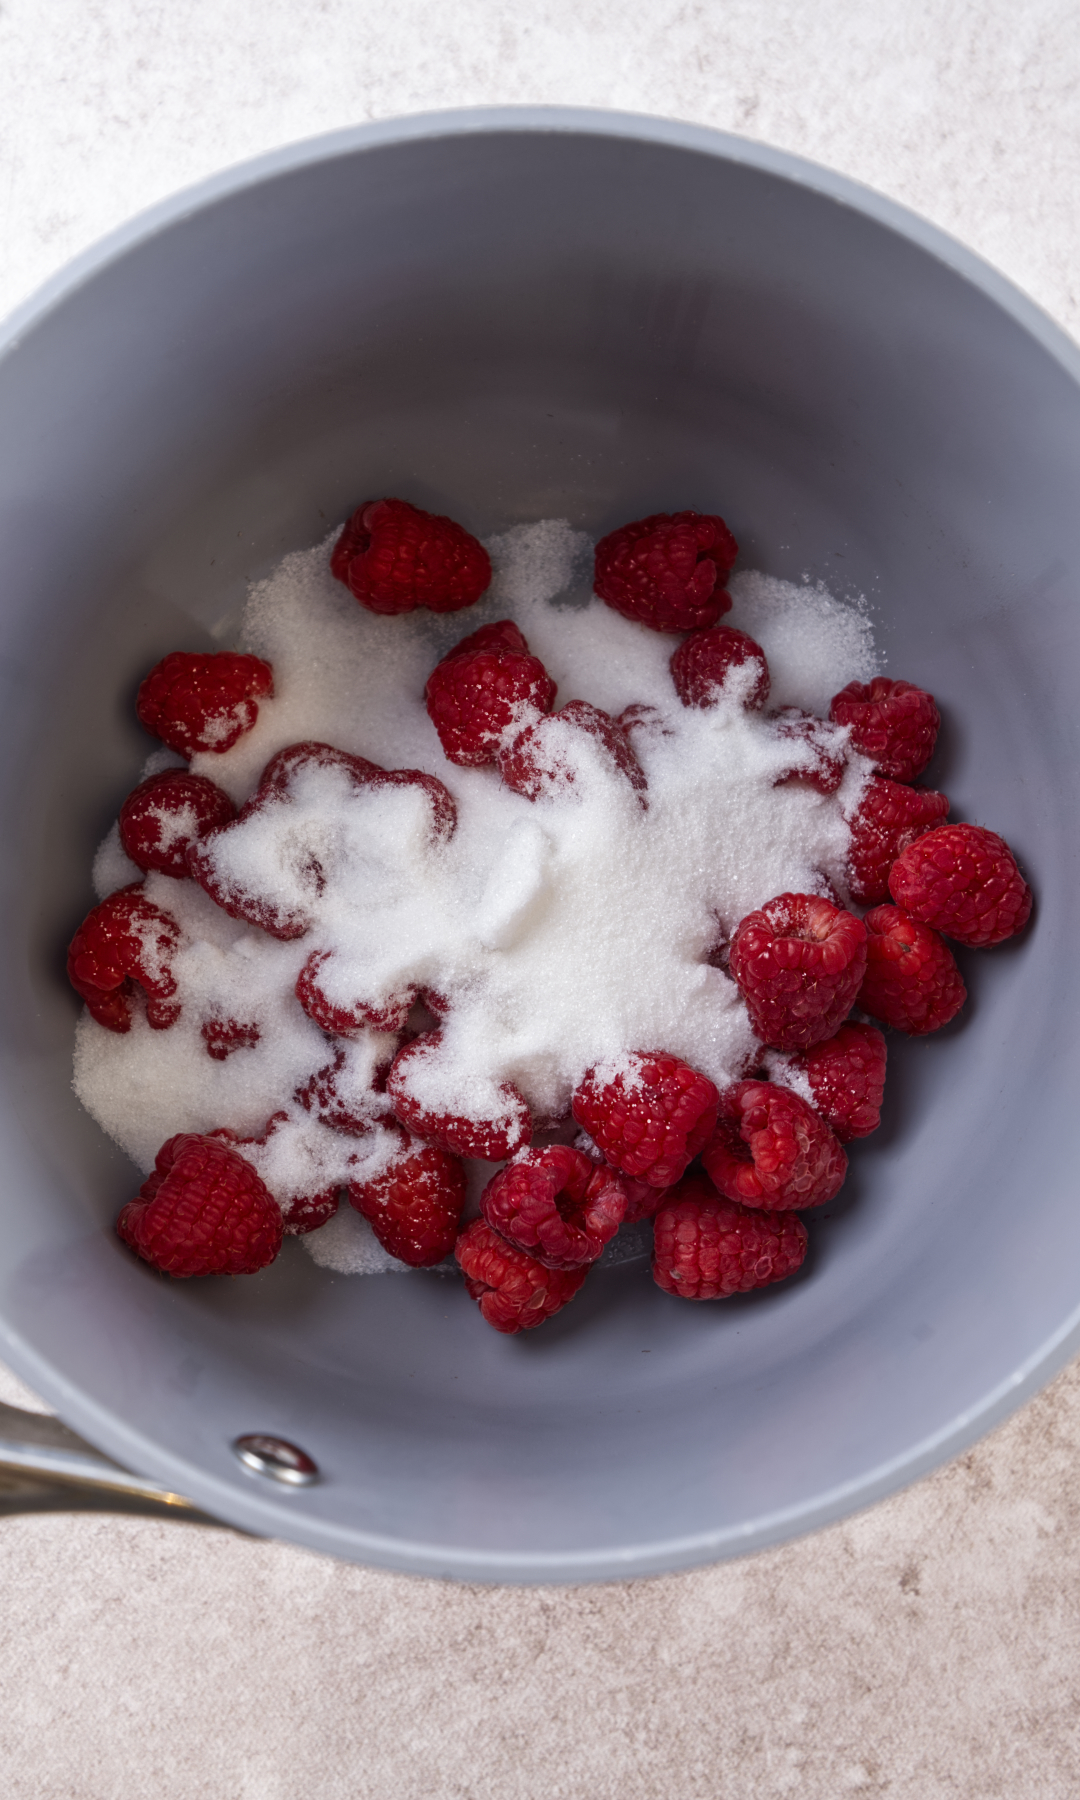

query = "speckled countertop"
[{"left": 2, "top": 3, "right": 1080, "bottom": 1795}]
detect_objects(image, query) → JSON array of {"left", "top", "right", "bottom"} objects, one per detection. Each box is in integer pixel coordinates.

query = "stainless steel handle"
[{"left": 0, "top": 1401, "right": 234, "bottom": 1528}]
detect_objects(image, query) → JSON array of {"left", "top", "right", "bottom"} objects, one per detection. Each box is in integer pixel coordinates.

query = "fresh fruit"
[
  {"left": 387, "top": 1032, "right": 532, "bottom": 1161},
  {"left": 441, "top": 618, "right": 529, "bottom": 659},
  {"left": 296, "top": 948, "right": 416, "bottom": 1036},
  {"left": 208, "top": 1116, "right": 337, "bottom": 1235},
  {"left": 888, "top": 822, "right": 1032, "bottom": 948},
  {"left": 119, "top": 769, "right": 236, "bottom": 877},
  {"left": 136, "top": 652, "right": 274, "bottom": 757},
  {"left": 594, "top": 511, "right": 738, "bottom": 632},
  {"left": 481, "top": 1145, "right": 627, "bottom": 1269},
  {"left": 572, "top": 1052, "right": 719, "bottom": 1188},
  {"left": 770, "top": 709, "right": 848, "bottom": 795},
  {"left": 116, "top": 1133, "right": 283, "bottom": 1277},
  {"left": 847, "top": 777, "right": 950, "bottom": 904},
  {"left": 670, "top": 625, "right": 770, "bottom": 710},
  {"left": 201, "top": 1016, "right": 260, "bottom": 1061},
  {"left": 455, "top": 1217, "right": 588, "bottom": 1333},
  {"left": 652, "top": 1172, "right": 808, "bottom": 1299},
  {"left": 702, "top": 1079, "right": 847, "bottom": 1209},
  {"left": 790, "top": 1020, "right": 887, "bottom": 1141},
  {"left": 348, "top": 1133, "right": 466, "bottom": 1266},
  {"left": 425, "top": 644, "right": 557, "bottom": 767},
  {"left": 830, "top": 677, "right": 940, "bottom": 782},
  {"left": 858, "top": 905, "right": 967, "bottom": 1034},
  {"left": 331, "top": 497, "right": 491, "bottom": 615},
  {"left": 729, "top": 892, "right": 868, "bottom": 1051},
  {"left": 67, "top": 885, "right": 181, "bottom": 1032},
  {"left": 497, "top": 700, "right": 648, "bottom": 804}
]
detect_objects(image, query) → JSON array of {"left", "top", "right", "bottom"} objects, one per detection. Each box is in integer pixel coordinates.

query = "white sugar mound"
[{"left": 73, "top": 519, "right": 878, "bottom": 1273}]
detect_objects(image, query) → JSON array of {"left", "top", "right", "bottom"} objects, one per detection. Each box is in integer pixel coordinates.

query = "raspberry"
[
  {"left": 729, "top": 893, "right": 868, "bottom": 1051},
  {"left": 294, "top": 1040, "right": 395, "bottom": 1136},
  {"left": 208, "top": 1116, "right": 337, "bottom": 1235},
  {"left": 652, "top": 1173, "right": 808, "bottom": 1299},
  {"left": 497, "top": 700, "right": 648, "bottom": 804},
  {"left": 67, "top": 886, "right": 181, "bottom": 1033},
  {"left": 847, "top": 777, "right": 950, "bottom": 904},
  {"left": 830, "top": 677, "right": 940, "bottom": 782},
  {"left": 572, "top": 1051, "right": 719, "bottom": 1188},
  {"left": 790, "top": 1020, "right": 887, "bottom": 1141},
  {"left": 455, "top": 1218, "right": 588, "bottom": 1334},
  {"left": 441, "top": 618, "right": 530, "bottom": 659},
  {"left": 858, "top": 905, "right": 967, "bottom": 1034},
  {"left": 348, "top": 1133, "right": 466, "bottom": 1266},
  {"left": 888, "top": 822, "right": 1032, "bottom": 948},
  {"left": 574, "top": 1134, "right": 670, "bottom": 1221},
  {"left": 201, "top": 1016, "right": 260, "bottom": 1061},
  {"left": 594, "top": 511, "right": 738, "bottom": 633},
  {"left": 670, "top": 626, "right": 770, "bottom": 710},
  {"left": 386, "top": 1032, "right": 532, "bottom": 1161},
  {"left": 119, "top": 770, "right": 236, "bottom": 877},
  {"left": 296, "top": 947, "right": 416, "bottom": 1035},
  {"left": 425, "top": 646, "right": 557, "bottom": 768},
  {"left": 480, "top": 1146, "right": 627, "bottom": 1269},
  {"left": 702, "top": 1080, "right": 847, "bottom": 1210},
  {"left": 331, "top": 497, "right": 491, "bottom": 615},
  {"left": 770, "top": 710, "right": 848, "bottom": 794},
  {"left": 116, "top": 1133, "right": 283, "bottom": 1277},
  {"left": 136, "top": 652, "right": 273, "bottom": 757}
]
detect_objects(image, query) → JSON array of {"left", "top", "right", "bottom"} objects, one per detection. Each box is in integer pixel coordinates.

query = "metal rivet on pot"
[{"left": 232, "top": 1434, "right": 319, "bottom": 1486}]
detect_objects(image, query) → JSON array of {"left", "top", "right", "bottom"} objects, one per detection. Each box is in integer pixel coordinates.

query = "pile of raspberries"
[{"left": 69, "top": 498, "right": 1032, "bottom": 1333}]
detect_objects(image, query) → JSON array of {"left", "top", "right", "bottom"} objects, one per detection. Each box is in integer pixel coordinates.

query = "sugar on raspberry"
[
  {"left": 703, "top": 1079, "right": 847, "bottom": 1210},
  {"left": 425, "top": 643, "right": 557, "bottom": 768},
  {"left": 386, "top": 1031, "right": 532, "bottom": 1161},
  {"left": 729, "top": 892, "right": 868, "bottom": 1051},
  {"left": 572, "top": 1050, "right": 719, "bottom": 1188},
  {"left": 208, "top": 1116, "right": 337, "bottom": 1235},
  {"left": 331, "top": 497, "right": 491, "bottom": 615},
  {"left": 296, "top": 946, "right": 417, "bottom": 1036},
  {"left": 858, "top": 904, "right": 967, "bottom": 1034},
  {"left": 119, "top": 769, "right": 236, "bottom": 878},
  {"left": 348, "top": 1133, "right": 466, "bottom": 1267},
  {"left": 769, "top": 709, "right": 848, "bottom": 795},
  {"left": 594, "top": 510, "right": 738, "bottom": 633},
  {"left": 652, "top": 1172, "right": 808, "bottom": 1300},
  {"left": 136, "top": 652, "right": 274, "bottom": 758},
  {"left": 789, "top": 1020, "right": 887, "bottom": 1142},
  {"left": 847, "top": 776, "right": 950, "bottom": 904},
  {"left": 201, "top": 1016, "right": 260, "bottom": 1061},
  {"left": 455, "top": 1217, "right": 588, "bottom": 1334},
  {"left": 497, "top": 700, "right": 648, "bottom": 804},
  {"left": 888, "top": 822, "right": 1032, "bottom": 948},
  {"left": 830, "top": 677, "right": 940, "bottom": 782},
  {"left": 67, "top": 885, "right": 181, "bottom": 1033},
  {"left": 481, "top": 1145, "right": 627, "bottom": 1270},
  {"left": 670, "top": 625, "right": 770, "bottom": 710},
  {"left": 116, "top": 1133, "right": 283, "bottom": 1277}
]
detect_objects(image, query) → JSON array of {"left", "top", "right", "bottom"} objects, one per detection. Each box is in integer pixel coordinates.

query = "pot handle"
[{"left": 0, "top": 1401, "right": 236, "bottom": 1529}]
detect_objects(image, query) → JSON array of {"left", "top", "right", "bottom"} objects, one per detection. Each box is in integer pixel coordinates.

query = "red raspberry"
[
  {"left": 480, "top": 1146, "right": 627, "bottom": 1270},
  {"left": 888, "top": 822, "right": 1032, "bottom": 948},
  {"left": 348, "top": 1133, "right": 466, "bottom": 1267},
  {"left": 441, "top": 618, "right": 530, "bottom": 659},
  {"left": 847, "top": 777, "right": 950, "bottom": 904},
  {"left": 201, "top": 1016, "right": 260, "bottom": 1061},
  {"left": 67, "top": 886, "right": 181, "bottom": 1033},
  {"left": 386, "top": 1032, "right": 532, "bottom": 1161},
  {"left": 729, "top": 893, "right": 868, "bottom": 1051},
  {"left": 497, "top": 700, "right": 648, "bottom": 804},
  {"left": 116, "top": 1133, "right": 283, "bottom": 1277},
  {"left": 830, "top": 677, "right": 940, "bottom": 782},
  {"left": 858, "top": 905, "right": 967, "bottom": 1034},
  {"left": 670, "top": 626, "right": 770, "bottom": 710},
  {"left": 294, "top": 1041, "right": 395, "bottom": 1136},
  {"left": 425, "top": 646, "right": 557, "bottom": 768},
  {"left": 136, "top": 652, "right": 273, "bottom": 758},
  {"left": 594, "top": 511, "right": 738, "bottom": 633},
  {"left": 119, "top": 770, "right": 236, "bottom": 877},
  {"left": 208, "top": 1116, "right": 337, "bottom": 1235},
  {"left": 455, "top": 1218, "right": 588, "bottom": 1334},
  {"left": 702, "top": 1080, "right": 847, "bottom": 1210},
  {"left": 574, "top": 1135, "right": 670, "bottom": 1221},
  {"left": 770, "top": 710, "right": 848, "bottom": 795},
  {"left": 572, "top": 1051, "right": 719, "bottom": 1188},
  {"left": 296, "top": 947, "right": 416, "bottom": 1036},
  {"left": 790, "top": 1020, "right": 887, "bottom": 1141},
  {"left": 331, "top": 497, "right": 491, "bottom": 615},
  {"left": 652, "top": 1173, "right": 808, "bottom": 1299}
]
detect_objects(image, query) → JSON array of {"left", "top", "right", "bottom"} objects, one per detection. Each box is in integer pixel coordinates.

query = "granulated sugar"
[{"left": 72, "top": 520, "right": 878, "bottom": 1271}]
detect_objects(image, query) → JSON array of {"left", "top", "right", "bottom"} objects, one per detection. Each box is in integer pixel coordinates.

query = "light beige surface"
[{"left": 2, "top": 1, "right": 1080, "bottom": 1794}]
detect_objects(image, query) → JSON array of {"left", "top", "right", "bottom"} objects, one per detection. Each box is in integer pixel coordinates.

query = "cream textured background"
[{"left": 3, "top": 2, "right": 1080, "bottom": 1795}]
